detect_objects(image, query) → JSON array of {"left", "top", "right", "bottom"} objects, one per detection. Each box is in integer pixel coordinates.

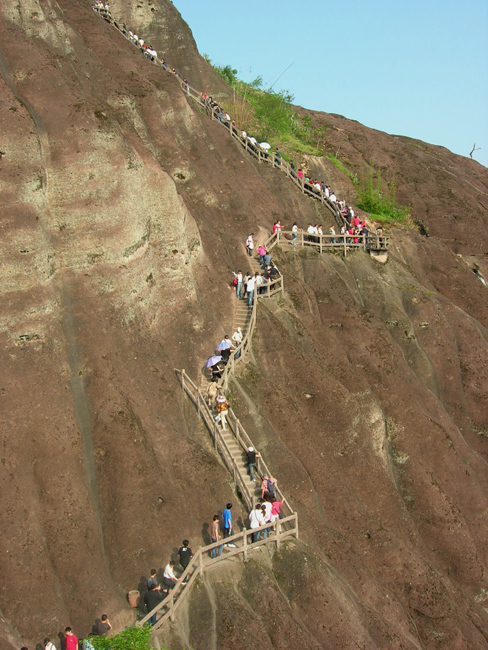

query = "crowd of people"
[
  {"left": 21, "top": 616, "right": 113, "bottom": 650},
  {"left": 91, "top": 3, "right": 359, "bottom": 224}
]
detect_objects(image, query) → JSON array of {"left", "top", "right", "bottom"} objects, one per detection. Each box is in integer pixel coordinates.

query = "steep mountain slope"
[{"left": 0, "top": 1, "right": 487, "bottom": 649}]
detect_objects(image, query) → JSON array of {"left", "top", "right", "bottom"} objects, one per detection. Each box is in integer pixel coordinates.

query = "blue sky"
[{"left": 174, "top": 0, "right": 488, "bottom": 168}]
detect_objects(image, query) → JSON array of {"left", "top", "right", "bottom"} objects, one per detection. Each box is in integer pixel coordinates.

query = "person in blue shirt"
[{"left": 223, "top": 503, "right": 236, "bottom": 547}]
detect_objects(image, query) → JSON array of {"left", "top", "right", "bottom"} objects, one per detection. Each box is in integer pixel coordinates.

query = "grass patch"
[
  {"left": 206, "top": 59, "right": 328, "bottom": 159},
  {"left": 326, "top": 154, "right": 358, "bottom": 186},
  {"left": 357, "top": 168, "right": 411, "bottom": 225}
]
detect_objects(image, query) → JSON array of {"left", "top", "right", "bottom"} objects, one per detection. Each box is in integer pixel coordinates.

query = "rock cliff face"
[{"left": 1, "top": 1, "right": 488, "bottom": 649}]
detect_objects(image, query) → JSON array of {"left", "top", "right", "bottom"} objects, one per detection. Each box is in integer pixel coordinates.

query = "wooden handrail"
[
  {"left": 138, "top": 513, "right": 298, "bottom": 630},
  {"left": 264, "top": 230, "right": 389, "bottom": 253},
  {"left": 176, "top": 369, "right": 256, "bottom": 509}
]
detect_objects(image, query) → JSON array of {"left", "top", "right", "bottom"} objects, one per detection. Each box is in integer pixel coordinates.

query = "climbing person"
[
  {"left": 96, "top": 615, "right": 112, "bottom": 636},
  {"left": 144, "top": 583, "right": 164, "bottom": 625},
  {"left": 210, "top": 514, "right": 223, "bottom": 558},
  {"left": 223, "top": 503, "right": 236, "bottom": 546},
  {"left": 163, "top": 560, "right": 181, "bottom": 589},
  {"left": 249, "top": 503, "right": 264, "bottom": 543},
  {"left": 217, "top": 335, "right": 235, "bottom": 363},
  {"left": 261, "top": 474, "right": 277, "bottom": 500},
  {"left": 65, "top": 627, "right": 78, "bottom": 650},
  {"left": 246, "top": 446, "right": 260, "bottom": 481},
  {"left": 246, "top": 273, "right": 257, "bottom": 307},
  {"left": 292, "top": 222, "right": 298, "bottom": 245},
  {"left": 207, "top": 380, "right": 222, "bottom": 409},
  {"left": 44, "top": 639, "right": 56, "bottom": 650},
  {"left": 216, "top": 394, "right": 230, "bottom": 430},
  {"left": 146, "top": 569, "right": 158, "bottom": 590},
  {"left": 232, "top": 327, "right": 243, "bottom": 360},
  {"left": 178, "top": 540, "right": 193, "bottom": 577},
  {"left": 234, "top": 270, "right": 243, "bottom": 298},
  {"left": 261, "top": 502, "right": 272, "bottom": 539},
  {"left": 245, "top": 233, "right": 254, "bottom": 257},
  {"left": 257, "top": 244, "right": 267, "bottom": 266},
  {"left": 270, "top": 498, "right": 284, "bottom": 529},
  {"left": 210, "top": 359, "right": 224, "bottom": 381}
]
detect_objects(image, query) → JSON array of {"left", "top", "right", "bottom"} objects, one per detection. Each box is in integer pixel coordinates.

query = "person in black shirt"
[
  {"left": 177, "top": 540, "right": 193, "bottom": 580},
  {"left": 246, "top": 446, "right": 261, "bottom": 481},
  {"left": 144, "top": 584, "right": 164, "bottom": 625},
  {"left": 146, "top": 568, "right": 158, "bottom": 590}
]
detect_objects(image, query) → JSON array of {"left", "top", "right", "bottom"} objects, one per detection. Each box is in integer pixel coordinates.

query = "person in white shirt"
[
  {"left": 329, "top": 192, "right": 337, "bottom": 203},
  {"left": 245, "top": 233, "right": 254, "bottom": 258},
  {"left": 306, "top": 223, "right": 315, "bottom": 245},
  {"left": 234, "top": 270, "right": 243, "bottom": 298},
  {"left": 249, "top": 504, "right": 265, "bottom": 543},
  {"left": 291, "top": 222, "right": 298, "bottom": 245},
  {"left": 163, "top": 561, "right": 181, "bottom": 589},
  {"left": 246, "top": 274, "right": 257, "bottom": 307},
  {"left": 261, "top": 501, "right": 273, "bottom": 539}
]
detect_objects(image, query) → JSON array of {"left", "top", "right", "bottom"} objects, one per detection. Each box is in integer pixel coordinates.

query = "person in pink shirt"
[
  {"left": 257, "top": 245, "right": 267, "bottom": 266},
  {"left": 65, "top": 627, "right": 78, "bottom": 650},
  {"left": 270, "top": 499, "right": 283, "bottom": 530}
]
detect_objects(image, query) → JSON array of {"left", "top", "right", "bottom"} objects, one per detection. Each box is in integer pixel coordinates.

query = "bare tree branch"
[{"left": 469, "top": 143, "right": 481, "bottom": 159}]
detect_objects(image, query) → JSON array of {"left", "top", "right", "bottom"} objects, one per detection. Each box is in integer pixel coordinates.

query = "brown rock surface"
[{"left": 0, "top": 1, "right": 488, "bottom": 648}]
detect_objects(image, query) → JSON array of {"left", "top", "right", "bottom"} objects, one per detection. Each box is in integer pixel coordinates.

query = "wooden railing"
[
  {"left": 175, "top": 369, "right": 254, "bottom": 509},
  {"left": 137, "top": 512, "right": 298, "bottom": 631},
  {"left": 176, "top": 369, "right": 293, "bottom": 515},
  {"left": 220, "top": 273, "right": 283, "bottom": 391},
  {"left": 97, "top": 13, "right": 352, "bottom": 230},
  {"left": 265, "top": 229, "right": 389, "bottom": 254}
]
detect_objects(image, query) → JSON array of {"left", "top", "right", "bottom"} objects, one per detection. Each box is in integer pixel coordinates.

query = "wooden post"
[
  {"left": 319, "top": 235, "right": 323, "bottom": 255},
  {"left": 197, "top": 391, "right": 200, "bottom": 416},
  {"left": 295, "top": 512, "right": 299, "bottom": 540},
  {"left": 243, "top": 528, "right": 248, "bottom": 561},
  {"left": 169, "top": 592, "right": 175, "bottom": 622},
  {"left": 199, "top": 552, "right": 204, "bottom": 575},
  {"left": 343, "top": 237, "right": 347, "bottom": 258},
  {"left": 276, "top": 520, "right": 281, "bottom": 550},
  {"left": 181, "top": 369, "right": 185, "bottom": 392}
]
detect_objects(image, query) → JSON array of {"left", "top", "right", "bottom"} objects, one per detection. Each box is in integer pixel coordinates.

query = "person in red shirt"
[{"left": 65, "top": 627, "right": 78, "bottom": 650}]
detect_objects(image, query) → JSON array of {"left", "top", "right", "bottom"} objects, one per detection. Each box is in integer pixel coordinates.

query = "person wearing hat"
[
  {"left": 246, "top": 446, "right": 260, "bottom": 482},
  {"left": 216, "top": 394, "right": 230, "bottom": 430},
  {"left": 232, "top": 326, "right": 243, "bottom": 360}
]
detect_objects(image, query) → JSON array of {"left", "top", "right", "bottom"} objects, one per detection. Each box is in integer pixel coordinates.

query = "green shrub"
[
  {"left": 87, "top": 626, "right": 153, "bottom": 650},
  {"left": 357, "top": 168, "right": 410, "bottom": 224}
]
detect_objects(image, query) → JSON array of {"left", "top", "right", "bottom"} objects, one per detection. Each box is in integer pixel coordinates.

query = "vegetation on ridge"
[{"left": 206, "top": 56, "right": 411, "bottom": 226}]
